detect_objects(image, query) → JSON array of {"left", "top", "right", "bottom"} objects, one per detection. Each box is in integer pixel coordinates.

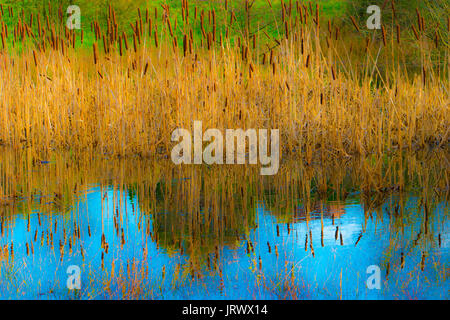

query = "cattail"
[
  {"left": 350, "top": 16, "right": 360, "bottom": 32},
  {"left": 315, "top": 3, "right": 319, "bottom": 28},
  {"left": 285, "top": 21, "right": 289, "bottom": 39},
  {"left": 32, "top": 50, "right": 37, "bottom": 66},
  {"left": 416, "top": 8, "right": 422, "bottom": 32},
  {"left": 167, "top": 18, "right": 173, "bottom": 38},
  {"left": 1, "top": 31, "right": 5, "bottom": 49},
  {"left": 434, "top": 31, "right": 439, "bottom": 48},
  {"left": 143, "top": 62, "right": 149, "bottom": 76},
  {"left": 132, "top": 33, "right": 137, "bottom": 53},
  {"left": 391, "top": 0, "right": 396, "bottom": 18},
  {"left": 422, "top": 66, "right": 426, "bottom": 86},
  {"left": 411, "top": 25, "right": 419, "bottom": 40},
  {"left": 183, "top": 34, "right": 187, "bottom": 56},
  {"left": 118, "top": 35, "right": 123, "bottom": 56},
  {"left": 396, "top": 24, "right": 400, "bottom": 44},
  {"left": 102, "top": 35, "right": 108, "bottom": 54},
  {"left": 93, "top": 43, "right": 98, "bottom": 64},
  {"left": 381, "top": 25, "right": 387, "bottom": 46}
]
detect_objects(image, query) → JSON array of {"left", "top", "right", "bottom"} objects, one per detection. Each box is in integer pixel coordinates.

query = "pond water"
[{"left": 0, "top": 149, "right": 448, "bottom": 299}]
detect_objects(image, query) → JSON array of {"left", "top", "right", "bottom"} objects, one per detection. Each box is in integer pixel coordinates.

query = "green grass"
[{"left": 1, "top": 0, "right": 348, "bottom": 51}]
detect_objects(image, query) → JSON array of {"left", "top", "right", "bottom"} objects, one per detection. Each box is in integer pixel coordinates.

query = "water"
[{"left": 0, "top": 149, "right": 448, "bottom": 299}]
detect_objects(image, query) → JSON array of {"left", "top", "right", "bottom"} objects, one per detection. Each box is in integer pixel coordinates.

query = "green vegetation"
[{"left": 1, "top": 0, "right": 348, "bottom": 49}]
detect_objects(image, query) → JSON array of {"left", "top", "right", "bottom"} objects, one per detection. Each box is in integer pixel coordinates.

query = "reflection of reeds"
[{"left": 0, "top": 146, "right": 447, "bottom": 298}]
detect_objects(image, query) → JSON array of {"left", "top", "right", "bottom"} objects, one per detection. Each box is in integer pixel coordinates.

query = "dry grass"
[{"left": 0, "top": 2, "right": 447, "bottom": 160}]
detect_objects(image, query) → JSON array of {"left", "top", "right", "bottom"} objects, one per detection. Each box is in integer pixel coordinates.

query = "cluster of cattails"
[
  {"left": 0, "top": 0, "right": 331, "bottom": 71},
  {"left": 309, "top": 230, "right": 315, "bottom": 257},
  {"left": 246, "top": 239, "right": 254, "bottom": 254},
  {"left": 101, "top": 232, "right": 109, "bottom": 253},
  {"left": 0, "top": 3, "right": 85, "bottom": 66}
]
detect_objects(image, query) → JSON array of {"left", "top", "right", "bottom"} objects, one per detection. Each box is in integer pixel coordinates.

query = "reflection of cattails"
[
  {"left": 421, "top": 252, "right": 426, "bottom": 271},
  {"left": 321, "top": 229, "right": 324, "bottom": 247},
  {"left": 304, "top": 234, "right": 308, "bottom": 251},
  {"left": 340, "top": 232, "right": 343, "bottom": 246},
  {"left": 438, "top": 234, "right": 441, "bottom": 247},
  {"left": 101, "top": 233, "right": 105, "bottom": 248},
  {"left": 386, "top": 262, "right": 390, "bottom": 279},
  {"left": 400, "top": 252, "right": 405, "bottom": 269},
  {"left": 259, "top": 256, "right": 262, "bottom": 271},
  {"left": 26, "top": 242, "right": 29, "bottom": 256},
  {"left": 309, "top": 230, "right": 315, "bottom": 257},
  {"left": 276, "top": 224, "right": 279, "bottom": 237},
  {"left": 335, "top": 226, "right": 339, "bottom": 240},
  {"left": 355, "top": 232, "right": 362, "bottom": 246},
  {"left": 267, "top": 241, "right": 271, "bottom": 253}
]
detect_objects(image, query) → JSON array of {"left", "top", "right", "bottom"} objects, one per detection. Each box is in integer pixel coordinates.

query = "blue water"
[{"left": 0, "top": 185, "right": 447, "bottom": 300}]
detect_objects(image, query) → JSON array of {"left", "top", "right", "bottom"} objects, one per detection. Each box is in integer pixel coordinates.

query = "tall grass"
[{"left": 0, "top": 1, "right": 448, "bottom": 159}]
